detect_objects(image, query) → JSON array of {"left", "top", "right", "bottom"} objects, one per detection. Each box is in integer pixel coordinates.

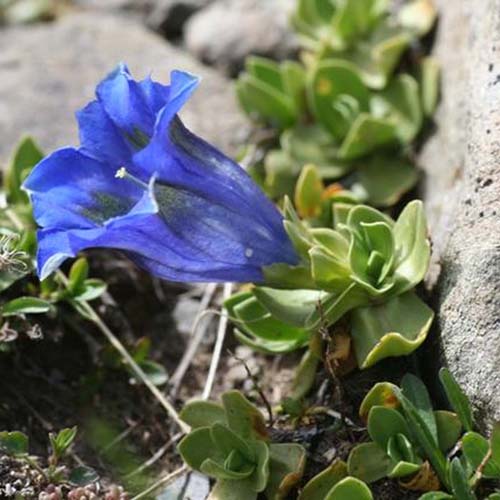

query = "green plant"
[
  {"left": 227, "top": 198, "right": 433, "bottom": 370},
  {"left": 178, "top": 390, "right": 306, "bottom": 500},
  {"left": 292, "top": 0, "right": 436, "bottom": 89},
  {"left": 298, "top": 460, "right": 373, "bottom": 499},
  {"left": 347, "top": 370, "right": 500, "bottom": 499}
]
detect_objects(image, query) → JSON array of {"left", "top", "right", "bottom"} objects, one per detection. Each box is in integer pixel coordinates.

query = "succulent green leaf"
[
  {"left": 462, "top": 432, "right": 500, "bottom": 479},
  {"left": 180, "top": 400, "right": 226, "bottom": 429},
  {"left": 249, "top": 440, "right": 270, "bottom": 492},
  {"left": 449, "top": 457, "right": 477, "bottom": 500},
  {"left": 488, "top": 494, "right": 500, "bottom": 500},
  {"left": 68, "top": 466, "right": 99, "bottom": 487},
  {"left": 401, "top": 373, "right": 438, "bottom": 445},
  {"left": 246, "top": 56, "right": 284, "bottom": 90},
  {"left": 348, "top": 442, "right": 391, "bottom": 483},
  {"left": 350, "top": 292, "right": 434, "bottom": 368},
  {"left": 178, "top": 427, "right": 223, "bottom": 471},
  {"left": 387, "top": 460, "right": 421, "bottom": 479},
  {"left": 73, "top": 279, "right": 107, "bottom": 302},
  {"left": 392, "top": 200, "right": 430, "bottom": 294},
  {"left": 294, "top": 164, "right": 324, "bottom": 218},
  {"left": 435, "top": 410, "right": 462, "bottom": 452},
  {"left": 420, "top": 56, "right": 441, "bottom": 117},
  {"left": 263, "top": 149, "right": 298, "bottom": 199},
  {"left": 370, "top": 74, "right": 423, "bottom": 143},
  {"left": 211, "top": 423, "right": 254, "bottom": 462},
  {"left": 356, "top": 154, "right": 419, "bottom": 207},
  {"left": 338, "top": 113, "right": 397, "bottom": 160},
  {"left": 226, "top": 292, "right": 310, "bottom": 354},
  {"left": 236, "top": 74, "right": 296, "bottom": 129},
  {"left": 439, "top": 368, "right": 474, "bottom": 432},
  {"left": 0, "top": 431, "right": 29, "bottom": 456},
  {"left": 298, "top": 460, "right": 347, "bottom": 500},
  {"left": 419, "top": 493, "right": 454, "bottom": 500},
  {"left": 309, "top": 245, "right": 351, "bottom": 292},
  {"left": 367, "top": 406, "right": 410, "bottom": 449},
  {"left": 305, "top": 282, "right": 368, "bottom": 330},
  {"left": 2, "top": 296, "right": 52, "bottom": 317},
  {"left": 208, "top": 478, "right": 257, "bottom": 500},
  {"left": 221, "top": 391, "right": 268, "bottom": 442},
  {"left": 201, "top": 458, "right": 254, "bottom": 480},
  {"left": 325, "top": 476, "right": 373, "bottom": 500},
  {"left": 359, "top": 382, "right": 399, "bottom": 421},
  {"left": 253, "top": 287, "right": 325, "bottom": 328},
  {"left": 308, "top": 60, "right": 369, "bottom": 140},
  {"left": 263, "top": 444, "right": 306, "bottom": 499}
]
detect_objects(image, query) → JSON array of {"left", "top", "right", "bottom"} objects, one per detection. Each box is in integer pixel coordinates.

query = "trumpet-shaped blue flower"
[{"left": 24, "top": 65, "right": 299, "bottom": 282}]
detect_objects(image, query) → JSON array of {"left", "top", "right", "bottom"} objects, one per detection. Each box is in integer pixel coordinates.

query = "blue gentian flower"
[{"left": 23, "top": 65, "right": 299, "bottom": 282}]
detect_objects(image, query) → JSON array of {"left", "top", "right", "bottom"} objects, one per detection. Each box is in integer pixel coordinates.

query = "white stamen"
[{"left": 245, "top": 248, "right": 254, "bottom": 258}]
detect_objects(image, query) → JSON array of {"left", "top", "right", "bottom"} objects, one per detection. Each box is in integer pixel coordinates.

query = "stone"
[
  {"left": 184, "top": 0, "right": 298, "bottom": 76},
  {"left": 0, "top": 12, "right": 248, "bottom": 165},
  {"left": 146, "top": 0, "right": 212, "bottom": 39},
  {"left": 419, "top": 0, "right": 500, "bottom": 428}
]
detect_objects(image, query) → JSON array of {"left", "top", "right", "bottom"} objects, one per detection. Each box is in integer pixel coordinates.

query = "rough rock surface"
[
  {"left": 184, "top": 0, "right": 298, "bottom": 76},
  {"left": 419, "top": 0, "right": 500, "bottom": 427},
  {"left": 146, "top": 0, "right": 212, "bottom": 38},
  {"left": 0, "top": 12, "right": 248, "bottom": 165}
]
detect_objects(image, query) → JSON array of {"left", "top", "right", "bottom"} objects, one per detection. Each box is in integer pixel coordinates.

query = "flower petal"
[{"left": 23, "top": 148, "right": 153, "bottom": 229}]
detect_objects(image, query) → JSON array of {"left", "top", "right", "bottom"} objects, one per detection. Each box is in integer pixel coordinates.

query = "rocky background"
[{"left": 0, "top": 0, "right": 499, "bottom": 433}]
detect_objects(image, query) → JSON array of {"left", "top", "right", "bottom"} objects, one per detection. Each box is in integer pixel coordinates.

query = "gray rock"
[
  {"left": 184, "top": 0, "right": 298, "bottom": 76},
  {"left": 146, "top": 0, "right": 212, "bottom": 39},
  {"left": 0, "top": 12, "right": 248, "bottom": 165},
  {"left": 419, "top": 0, "right": 500, "bottom": 428}
]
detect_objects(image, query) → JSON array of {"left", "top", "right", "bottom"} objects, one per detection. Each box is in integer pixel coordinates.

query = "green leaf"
[
  {"left": 350, "top": 291, "right": 434, "bottom": 368},
  {"left": 208, "top": 478, "right": 258, "bottom": 500},
  {"left": 294, "top": 164, "right": 324, "bottom": 219},
  {"left": 225, "top": 292, "right": 310, "bottom": 354},
  {"left": 0, "top": 431, "right": 29, "bottom": 455},
  {"left": 180, "top": 401, "right": 226, "bottom": 429},
  {"left": 308, "top": 60, "right": 369, "bottom": 140},
  {"left": 266, "top": 443, "right": 306, "bottom": 499},
  {"left": 178, "top": 427, "right": 222, "bottom": 471},
  {"left": 2, "top": 296, "right": 52, "bottom": 317},
  {"left": 68, "top": 466, "right": 99, "bottom": 486},
  {"left": 367, "top": 406, "right": 410, "bottom": 449},
  {"left": 74, "top": 279, "right": 107, "bottom": 302},
  {"left": 488, "top": 494, "right": 500, "bottom": 500},
  {"left": 359, "top": 382, "right": 399, "bottom": 421},
  {"left": 290, "top": 347, "right": 320, "bottom": 400},
  {"left": 136, "top": 360, "right": 168, "bottom": 386},
  {"left": 298, "top": 460, "right": 348, "bottom": 500},
  {"left": 419, "top": 493, "right": 454, "bottom": 500},
  {"left": 392, "top": 200, "right": 431, "bottom": 294},
  {"left": 67, "top": 258, "right": 89, "bottom": 295},
  {"left": 462, "top": 432, "right": 500, "bottom": 479},
  {"left": 439, "top": 368, "right": 474, "bottom": 432},
  {"left": 325, "top": 476, "right": 373, "bottom": 500},
  {"left": 201, "top": 458, "right": 254, "bottom": 480},
  {"left": 449, "top": 457, "right": 476, "bottom": 500},
  {"left": 491, "top": 423, "right": 500, "bottom": 465},
  {"left": 309, "top": 245, "right": 351, "bottom": 293},
  {"left": 435, "top": 410, "right": 462, "bottom": 452},
  {"left": 395, "top": 390, "right": 448, "bottom": 487},
  {"left": 249, "top": 440, "right": 270, "bottom": 492},
  {"left": 50, "top": 426, "right": 77, "bottom": 459},
  {"left": 339, "top": 113, "right": 398, "bottom": 160},
  {"left": 222, "top": 391, "right": 268, "bottom": 441},
  {"left": 253, "top": 287, "right": 325, "bottom": 328},
  {"left": 210, "top": 423, "right": 253, "bottom": 462},
  {"left": 347, "top": 442, "right": 391, "bottom": 483},
  {"left": 356, "top": 154, "right": 419, "bottom": 207},
  {"left": 4, "top": 136, "right": 43, "bottom": 204},
  {"left": 420, "top": 57, "right": 440, "bottom": 117},
  {"left": 371, "top": 74, "right": 423, "bottom": 143},
  {"left": 401, "top": 373, "right": 438, "bottom": 445}
]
